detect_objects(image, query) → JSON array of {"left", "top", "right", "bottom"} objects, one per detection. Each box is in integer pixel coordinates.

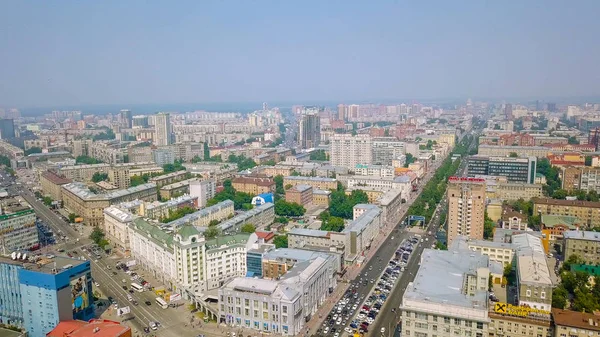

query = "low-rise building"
[
  {"left": 149, "top": 171, "right": 190, "bottom": 188},
  {"left": 540, "top": 215, "right": 580, "bottom": 242},
  {"left": 159, "top": 178, "right": 199, "bottom": 200},
  {"left": 500, "top": 206, "right": 528, "bottom": 230},
  {"left": 47, "top": 319, "right": 131, "bottom": 337},
  {"left": 552, "top": 309, "right": 600, "bottom": 337},
  {"left": 378, "top": 188, "right": 405, "bottom": 227},
  {"left": 40, "top": 170, "right": 72, "bottom": 201},
  {"left": 533, "top": 197, "right": 600, "bottom": 228},
  {"left": 215, "top": 202, "right": 275, "bottom": 234},
  {"left": 311, "top": 189, "right": 330, "bottom": 207},
  {"left": 283, "top": 176, "right": 337, "bottom": 190},
  {"left": 285, "top": 184, "right": 312, "bottom": 206},
  {"left": 513, "top": 233, "right": 552, "bottom": 311},
  {"left": 232, "top": 175, "right": 275, "bottom": 195},
  {"left": 563, "top": 230, "right": 600, "bottom": 266}
]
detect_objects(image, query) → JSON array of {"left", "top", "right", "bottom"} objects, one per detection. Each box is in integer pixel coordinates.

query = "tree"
[
  {"left": 309, "top": 150, "right": 328, "bottom": 161},
  {"left": 42, "top": 196, "right": 53, "bottom": 206},
  {"left": 274, "top": 216, "right": 289, "bottom": 224},
  {"left": 76, "top": 155, "right": 102, "bottom": 164},
  {"left": 585, "top": 156, "right": 593, "bottom": 166},
  {"left": 89, "top": 226, "right": 105, "bottom": 245},
  {"left": 275, "top": 200, "right": 306, "bottom": 217},
  {"left": 568, "top": 136, "right": 579, "bottom": 145},
  {"left": 552, "top": 189, "right": 568, "bottom": 199},
  {"left": 320, "top": 216, "right": 345, "bottom": 232},
  {"left": 93, "top": 128, "right": 116, "bottom": 141},
  {"left": 241, "top": 223, "right": 256, "bottom": 233},
  {"left": 552, "top": 286, "right": 568, "bottom": 309},
  {"left": 68, "top": 213, "right": 77, "bottom": 223},
  {"left": 434, "top": 242, "right": 447, "bottom": 250},
  {"left": 92, "top": 172, "right": 109, "bottom": 183},
  {"left": 404, "top": 153, "right": 415, "bottom": 168},
  {"left": 273, "top": 235, "right": 288, "bottom": 248},
  {"left": 509, "top": 152, "right": 519, "bottom": 158},
  {"left": 204, "top": 226, "right": 220, "bottom": 239},
  {"left": 160, "top": 206, "right": 197, "bottom": 223},
  {"left": 163, "top": 160, "right": 185, "bottom": 173},
  {"left": 209, "top": 219, "right": 220, "bottom": 227},
  {"left": 274, "top": 175, "right": 285, "bottom": 194},
  {"left": 0, "top": 155, "right": 11, "bottom": 167}
]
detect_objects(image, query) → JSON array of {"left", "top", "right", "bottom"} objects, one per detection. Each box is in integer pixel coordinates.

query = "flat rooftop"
[{"left": 563, "top": 230, "right": 600, "bottom": 242}]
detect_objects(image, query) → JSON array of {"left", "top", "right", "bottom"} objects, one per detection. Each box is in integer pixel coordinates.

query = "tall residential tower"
[
  {"left": 298, "top": 108, "right": 320, "bottom": 149},
  {"left": 446, "top": 177, "right": 486, "bottom": 245}
]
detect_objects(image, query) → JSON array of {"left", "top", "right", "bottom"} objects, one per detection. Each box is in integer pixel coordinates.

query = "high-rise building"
[
  {"left": 447, "top": 177, "right": 486, "bottom": 245},
  {"left": 132, "top": 115, "right": 149, "bottom": 128},
  {"left": 0, "top": 119, "right": 15, "bottom": 139},
  {"left": 119, "top": 109, "right": 133, "bottom": 128},
  {"left": 372, "top": 137, "right": 406, "bottom": 165},
  {"left": 468, "top": 155, "right": 537, "bottom": 184},
  {"left": 189, "top": 179, "right": 216, "bottom": 208},
  {"left": 337, "top": 104, "right": 346, "bottom": 121},
  {"left": 298, "top": 109, "right": 320, "bottom": 149},
  {"left": 348, "top": 104, "right": 359, "bottom": 119},
  {"left": 330, "top": 134, "right": 372, "bottom": 168},
  {"left": 505, "top": 103, "right": 513, "bottom": 120},
  {"left": 154, "top": 112, "right": 172, "bottom": 146}
]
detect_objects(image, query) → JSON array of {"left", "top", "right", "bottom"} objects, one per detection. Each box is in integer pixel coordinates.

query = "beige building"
[
  {"left": 260, "top": 165, "right": 295, "bottom": 177},
  {"left": 552, "top": 309, "right": 600, "bottom": 337},
  {"left": 40, "top": 170, "right": 72, "bottom": 201},
  {"left": 285, "top": 184, "right": 313, "bottom": 206},
  {"left": 329, "top": 133, "right": 372, "bottom": 168},
  {"left": 159, "top": 178, "right": 198, "bottom": 200},
  {"left": 513, "top": 234, "right": 552, "bottom": 311},
  {"left": 61, "top": 182, "right": 157, "bottom": 226},
  {"left": 488, "top": 313, "right": 552, "bottom": 337},
  {"left": 312, "top": 189, "right": 330, "bottom": 207},
  {"left": 283, "top": 176, "right": 337, "bottom": 190},
  {"left": 563, "top": 230, "right": 600, "bottom": 265},
  {"left": 232, "top": 175, "right": 275, "bottom": 195},
  {"left": 491, "top": 182, "right": 543, "bottom": 201},
  {"left": 149, "top": 170, "right": 189, "bottom": 188},
  {"left": 447, "top": 177, "right": 486, "bottom": 245},
  {"left": 533, "top": 197, "right": 600, "bottom": 228}
]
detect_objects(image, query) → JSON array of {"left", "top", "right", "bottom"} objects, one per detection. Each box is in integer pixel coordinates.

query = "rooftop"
[
  {"left": 513, "top": 233, "right": 552, "bottom": 286},
  {"left": 289, "top": 184, "right": 312, "bottom": 193},
  {"left": 541, "top": 214, "right": 580, "bottom": 229},
  {"left": 533, "top": 197, "right": 600, "bottom": 208},
  {"left": 62, "top": 182, "right": 156, "bottom": 200},
  {"left": 288, "top": 228, "right": 330, "bottom": 238},
  {"left": 552, "top": 308, "right": 600, "bottom": 331},
  {"left": 344, "top": 205, "right": 380, "bottom": 234},
  {"left": 46, "top": 319, "right": 130, "bottom": 337},
  {"left": 563, "top": 230, "right": 600, "bottom": 242},
  {"left": 284, "top": 175, "right": 336, "bottom": 182},
  {"left": 41, "top": 170, "right": 72, "bottom": 185}
]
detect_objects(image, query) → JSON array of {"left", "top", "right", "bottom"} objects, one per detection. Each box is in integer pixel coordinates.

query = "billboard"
[
  {"left": 493, "top": 302, "right": 550, "bottom": 318},
  {"left": 70, "top": 274, "right": 90, "bottom": 314},
  {"left": 117, "top": 306, "right": 131, "bottom": 316}
]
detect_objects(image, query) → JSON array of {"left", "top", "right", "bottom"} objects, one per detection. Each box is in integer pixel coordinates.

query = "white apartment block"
[
  {"left": 352, "top": 164, "right": 395, "bottom": 178},
  {"left": 103, "top": 206, "right": 136, "bottom": 251},
  {"left": 330, "top": 133, "right": 372, "bottom": 168},
  {"left": 190, "top": 179, "right": 216, "bottom": 208}
]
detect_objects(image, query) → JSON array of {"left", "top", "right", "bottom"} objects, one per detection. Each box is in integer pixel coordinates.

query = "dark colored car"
[
  {"left": 122, "top": 286, "right": 127, "bottom": 290},
  {"left": 145, "top": 301, "right": 152, "bottom": 306}
]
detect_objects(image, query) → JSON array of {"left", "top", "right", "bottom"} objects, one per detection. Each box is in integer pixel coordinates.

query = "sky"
[{"left": 1, "top": 0, "right": 599, "bottom": 109}]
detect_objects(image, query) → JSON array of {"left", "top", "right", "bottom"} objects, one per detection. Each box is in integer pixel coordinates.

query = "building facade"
[
  {"left": 533, "top": 198, "right": 600, "bottom": 228},
  {"left": 0, "top": 209, "right": 39, "bottom": 253},
  {"left": 330, "top": 134, "right": 372, "bottom": 168},
  {"left": 468, "top": 155, "right": 537, "bottom": 184},
  {"left": 563, "top": 230, "right": 600, "bottom": 265},
  {"left": 447, "top": 177, "right": 486, "bottom": 245}
]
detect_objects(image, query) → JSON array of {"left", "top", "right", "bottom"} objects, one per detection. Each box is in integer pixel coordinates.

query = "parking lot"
[{"left": 318, "top": 236, "right": 420, "bottom": 337}]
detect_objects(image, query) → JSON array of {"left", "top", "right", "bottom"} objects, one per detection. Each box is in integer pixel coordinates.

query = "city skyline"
[{"left": 1, "top": 1, "right": 600, "bottom": 108}]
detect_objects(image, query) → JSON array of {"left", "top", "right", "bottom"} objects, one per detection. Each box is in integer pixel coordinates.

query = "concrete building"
[
  {"left": 218, "top": 253, "right": 337, "bottom": 336},
  {"left": 90, "top": 141, "right": 124, "bottom": 164},
  {"left": 285, "top": 184, "right": 313, "bottom": 206},
  {"left": 61, "top": 182, "right": 157, "bottom": 226},
  {"left": 127, "top": 145, "right": 153, "bottom": 163},
  {"left": 342, "top": 204, "right": 381, "bottom": 261},
  {"left": 189, "top": 179, "right": 216, "bottom": 208},
  {"left": 372, "top": 137, "right": 405, "bottom": 165},
  {"left": 447, "top": 177, "right": 486, "bottom": 245},
  {"left": 215, "top": 202, "right": 275, "bottom": 234},
  {"left": 513, "top": 233, "right": 552, "bottom": 311},
  {"left": 330, "top": 134, "right": 372, "bottom": 168},
  {"left": 103, "top": 206, "right": 137, "bottom": 251},
  {"left": 159, "top": 178, "right": 199, "bottom": 200},
  {"left": 0, "top": 209, "right": 39, "bottom": 254},
  {"left": 533, "top": 197, "right": 600, "bottom": 228},
  {"left": 154, "top": 112, "right": 172, "bottom": 146},
  {"left": 563, "top": 230, "right": 600, "bottom": 266},
  {"left": 283, "top": 176, "right": 337, "bottom": 190},
  {"left": 400, "top": 249, "right": 491, "bottom": 337},
  {"left": 468, "top": 155, "right": 537, "bottom": 184},
  {"left": 149, "top": 171, "right": 189, "bottom": 188},
  {"left": 453, "top": 236, "right": 515, "bottom": 266},
  {"left": 40, "top": 171, "right": 72, "bottom": 201},
  {"left": 552, "top": 309, "right": 600, "bottom": 337},
  {"left": 298, "top": 109, "right": 320, "bottom": 149},
  {"left": 152, "top": 147, "right": 175, "bottom": 166},
  {"left": 352, "top": 164, "right": 395, "bottom": 178},
  {"left": 378, "top": 188, "right": 405, "bottom": 227},
  {"left": 232, "top": 175, "right": 275, "bottom": 195},
  {"left": 312, "top": 189, "right": 330, "bottom": 207}
]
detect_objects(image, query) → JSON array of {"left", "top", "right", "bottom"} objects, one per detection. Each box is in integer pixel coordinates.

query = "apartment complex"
[
  {"left": 371, "top": 137, "right": 406, "bottom": 165},
  {"left": 61, "top": 182, "right": 157, "bottom": 226},
  {"left": 232, "top": 175, "right": 276, "bottom": 195},
  {"left": 563, "top": 230, "right": 600, "bottom": 265},
  {"left": 0, "top": 209, "right": 39, "bottom": 253},
  {"left": 447, "top": 177, "right": 486, "bottom": 245},
  {"left": 532, "top": 197, "right": 600, "bottom": 227},
  {"left": 561, "top": 166, "right": 600, "bottom": 192},
  {"left": 330, "top": 134, "right": 372, "bottom": 168},
  {"left": 154, "top": 112, "right": 172, "bottom": 146},
  {"left": 468, "top": 155, "right": 537, "bottom": 184}
]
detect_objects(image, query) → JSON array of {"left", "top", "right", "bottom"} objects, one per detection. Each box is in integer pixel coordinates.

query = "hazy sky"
[{"left": 1, "top": 0, "right": 599, "bottom": 108}]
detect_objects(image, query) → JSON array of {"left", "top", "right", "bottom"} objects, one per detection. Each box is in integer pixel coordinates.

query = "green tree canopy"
[
  {"left": 273, "top": 235, "right": 288, "bottom": 248},
  {"left": 241, "top": 223, "right": 256, "bottom": 233},
  {"left": 204, "top": 226, "right": 220, "bottom": 239},
  {"left": 91, "top": 172, "right": 109, "bottom": 183},
  {"left": 274, "top": 200, "right": 306, "bottom": 217}
]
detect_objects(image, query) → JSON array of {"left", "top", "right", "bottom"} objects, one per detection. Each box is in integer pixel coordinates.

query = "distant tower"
[
  {"left": 154, "top": 112, "right": 172, "bottom": 146},
  {"left": 0, "top": 119, "right": 15, "bottom": 139},
  {"left": 504, "top": 104, "right": 513, "bottom": 120},
  {"left": 337, "top": 104, "right": 346, "bottom": 121},
  {"left": 119, "top": 109, "right": 133, "bottom": 128},
  {"left": 298, "top": 109, "right": 321, "bottom": 149},
  {"left": 262, "top": 102, "right": 268, "bottom": 111},
  {"left": 589, "top": 128, "right": 600, "bottom": 151}
]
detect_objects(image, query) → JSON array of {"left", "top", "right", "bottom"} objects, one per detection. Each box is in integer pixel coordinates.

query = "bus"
[
  {"left": 155, "top": 297, "right": 168, "bottom": 309},
  {"left": 130, "top": 283, "right": 144, "bottom": 292}
]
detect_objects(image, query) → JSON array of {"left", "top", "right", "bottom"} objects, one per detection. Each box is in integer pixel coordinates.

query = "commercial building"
[
  {"left": 218, "top": 253, "right": 337, "bottom": 336},
  {"left": 400, "top": 249, "right": 491, "bottom": 337},
  {"left": 154, "top": 112, "right": 172, "bottom": 146},
  {"left": 298, "top": 109, "right": 320, "bottom": 149},
  {"left": 0, "top": 255, "right": 93, "bottom": 337},
  {"left": 533, "top": 197, "right": 600, "bottom": 228},
  {"left": 283, "top": 176, "right": 337, "bottom": 190},
  {"left": 40, "top": 171, "right": 72, "bottom": 201},
  {"left": 61, "top": 182, "right": 157, "bottom": 226},
  {"left": 47, "top": 319, "right": 131, "bottom": 337},
  {"left": 232, "top": 175, "right": 275, "bottom": 195},
  {"left": 189, "top": 179, "right": 216, "bottom": 208},
  {"left": 452, "top": 236, "right": 515, "bottom": 266},
  {"left": 552, "top": 309, "right": 600, "bottom": 337},
  {"left": 563, "top": 230, "right": 600, "bottom": 266},
  {"left": 371, "top": 137, "right": 405, "bottom": 165},
  {"left": 478, "top": 145, "right": 552, "bottom": 158},
  {"left": 285, "top": 184, "right": 312, "bottom": 206},
  {"left": 513, "top": 233, "right": 552, "bottom": 311},
  {"left": 468, "top": 155, "right": 537, "bottom": 184},
  {"left": 488, "top": 182, "right": 543, "bottom": 201},
  {"left": 378, "top": 188, "right": 405, "bottom": 227},
  {"left": 447, "top": 177, "right": 486, "bottom": 245},
  {"left": 330, "top": 134, "right": 372, "bottom": 168},
  {"left": 0, "top": 209, "right": 39, "bottom": 254}
]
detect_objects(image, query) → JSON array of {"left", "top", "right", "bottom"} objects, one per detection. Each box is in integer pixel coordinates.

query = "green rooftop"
[
  {"left": 204, "top": 233, "right": 251, "bottom": 250},
  {"left": 132, "top": 218, "right": 174, "bottom": 249},
  {"left": 176, "top": 224, "right": 200, "bottom": 241},
  {"left": 541, "top": 214, "right": 580, "bottom": 229},
  {"left": 0, "top": 209, "right": 35, "bottom": 221}
]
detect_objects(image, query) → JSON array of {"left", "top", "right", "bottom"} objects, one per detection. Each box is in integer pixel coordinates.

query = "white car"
[
  {"left": 336, "top": 318, "right": 342, "bottom": 325},
  {"left": 381, "top": 327, "right": 386, "bottom": 333},
  {"left": 150, "top": 322, "right": 157, "bottom": 330},
  {"left": 323, "top": 327, "right": 329, "bottom": 334},
  {"left": 345, "top": 327, "right": 353, "bottom": 333}
]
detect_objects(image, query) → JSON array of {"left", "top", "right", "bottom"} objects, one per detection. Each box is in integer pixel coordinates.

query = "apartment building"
[
  {"left": 57, "top": 163, "right": 111, "bottom": 181},
  {"left": 563, "top": 230, "right": 600, "bottom": 266},
  {"left": 342, "top": 204, "right": 381, "bottom": 262},
  {"left": 400, "top": 249, "right": 491, "bottom": 337},
  {"left": 149, "top": 170, "right": 189, "bottom": 188},
  {"left": 298, "top": 109, "right": 320, "bottom": 149},
  {"left": 103, "top": 206, "right": 137, "bottom": 251},
  {"left": 561, "top": 166, "right": 600, "bottom": 193},
  {"left": 166, "top": 200, "right": 235, "bottom": 228},
  {"left": 330, "top": 133, "right": 372, "bottom": 168},
  {"left": 500, "top": 206, "right": 528, "bottom": 231},
  {"left": 216, "top": 202, "right": 275, "bottom": 234},
  {"left": 90, "top": 141, "right": 124, "bottom": 164},
  {"left": 468, "top": 155, "right": 537, "bottom": 184},
  {"left": 0, "top": 209, "right": 39, "bottom": 253},
  {"left": 552, "top": 309, "right": 600, "bottom": 337},
  {"left": 478, "top": 145, "right": 552, "bottom": 158},
  {"left": 378, "top": 188, "right": 405, "bottom": 227},
  {"left": 189, "top": 179, "right": 216, "bottom": 208},
  {"left": 372, "top": 137, "right": 406, "bottom": 166},
  {"left": 127, "top": 144, "right": 153, "bottom": 163},
  {"left": 40, "top": 170, "right": 72, "bottom": 201},
  {"left": 513, "top": 234, "right": 552, "bottom": 311},
  {"left": 232, "top": 175, "right": 276, "bottom": 195},
  {"left": 61, "top": 182, "right": 157, "bottom": 226},
  {"left": 285, "top": 184, "right": 313, "bottom": 206},
  {"left": 0, "top": 140, "right": 24, "bottom": 159},
  {"left": 159, "top": 178, "right": 199, "bottom": 200},
  {"left": 491, "top": 182, "right": 543, "bottom": 201},
  {"left": 260, "top": 165, "right": 296, "bottom": 177},
  {"left": 540, "top": 215, "right": 580, "bottom": 241},
  {"left": 447, "top": 177, "right": 486, "bottom": 245},
  {"left": 533, "top": 198, "right": 600, "bottom": 228},
  {"left": 312, "top": 189, "right": 330, "bottom": 207},
  {"left": 283, "top": 176, "right": 337, "bottom": 190},
  {"left": 352, "top": 164, "right": 395, "bottom": 178},
  {"left": 47, "top": 319, "right": 131, "bottom": 337}
]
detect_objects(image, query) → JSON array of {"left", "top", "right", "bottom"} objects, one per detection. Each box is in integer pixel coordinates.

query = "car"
[
  {"left": 122, "top": 285, "right": 128, "bottom": 290},
  {"left": 323, "top": 327, "right": 329, "bottom": 334},
  {"left": 150, "top": 322, "right": 157, "bottom": 330},
  {"left": 113, "top": 303, "right": 118, "bottom": 309},
  {"left": 344, "top": 327, "right": 353, "bottom": 333},
  {"left": 145, "top": 301, "right": 151, "bottom": 306},
  {"left": 129, "top": 289, "right": 134, "bottom": 293},
  {"left": 94, "top": 282, "right": 100, "bottom": 287},
  {"left": 143, "top": 327, "right": 150, "bottom": 333},
  {"left": 112, "top": 271, "right": 118, "bottom": 276},
  {"left": 381, "top": 327, "right": 386, "bottom": 333}
]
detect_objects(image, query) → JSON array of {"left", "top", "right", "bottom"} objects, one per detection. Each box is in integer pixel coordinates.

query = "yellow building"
[
  {"left": 312, "top": 189, "right": 331, "bottom": 207},
  {"left": 232, "top": 175, "right": 275, "bottom": 195},
  {"left": 284, "top": 176, "right": 337, "bottom": 190},
  {"left": 533, "top": 197, "right": 600, "bottom": 228},
  {"left": 40, "top": 170, "right": 72, "bottom": 202}
]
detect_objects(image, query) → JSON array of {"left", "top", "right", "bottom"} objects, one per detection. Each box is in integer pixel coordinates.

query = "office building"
[
  {"left": 0, "top": 255, "right": 93, "bottom": 337},
  {"left": 189, "top": 179, "right": 216, "bottom": 208},
  {"left": 154, "top": 112, "right": 172, "bottom": 146},
  {"left": 533, "top": 197, "right": 600, "bottom": 228},
  {"left": 563, "top": 230, "right": 600, "bottom": 266},
  {"left": 400, "top": 249, "right": 491, "bottom": 337},
  {"left": 330, "top": 134, "right": 372, "bottom": 168},
  {"left": 468, "top": 156, "right": 537, "bottom": 184},
  {"left": 0, "top": 209, "right": 39, "bottom": 254},
  {"left": 219, "top": 253, "right": 337, "bottom": 336},
  {"left": 298, "top": 109, "right": 320, "bottom": 149},
  {"left": 447, "top": 177, "right": 486, "bottom": 245},
  {"left": 0, "top": 119, "right": 15, "bottom": 139},
  {"left": 47, "top": 319, "right": 131, "bottom": 337}
]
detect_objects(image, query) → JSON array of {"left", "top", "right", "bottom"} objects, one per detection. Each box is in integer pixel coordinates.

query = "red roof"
[
  {"left": 47, "top": 319, "right": 130, "bottom": 337},
  {"left": 256, "top": 231, "right": 275, "bottom": 242}
]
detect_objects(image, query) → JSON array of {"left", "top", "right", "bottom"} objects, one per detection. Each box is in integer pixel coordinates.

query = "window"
[
  {"left": 282, "top": 306, "right": 288, "bottom": 314},
  {"left": 526, "top": 289, "right": 531, "bottom": 297},
  {"left": 444, "top": 317, "right": 451, "bottom": 324},
  {"left": 541, "top": 291, "right": 546, "bottom": 299},
  {"left": 477, "top": 322, "right": 483, "bottom": 329}
]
